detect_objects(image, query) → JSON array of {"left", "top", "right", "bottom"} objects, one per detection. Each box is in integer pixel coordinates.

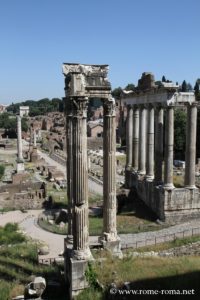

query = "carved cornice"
[{"left": 62, "top": 63, "right": 109, "bottom": 77}]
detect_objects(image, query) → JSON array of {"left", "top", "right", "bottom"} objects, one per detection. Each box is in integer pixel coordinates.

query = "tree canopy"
[
  {"left": 7, "top": 98, "right": 64, "bottom": 116},
  {"left": 0, "top": 113, "right": 28, "bottom": 134}
]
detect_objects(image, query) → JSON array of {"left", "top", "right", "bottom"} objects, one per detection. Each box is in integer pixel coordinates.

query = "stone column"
[
  {"left": 65, "top": 98, "right": 73, "bottom": 241},
  {"left": 102, "top": 98, "right": 118, "bottom": 243},
  {"left": 17, "top": 115, "right": 23, "bottom": 161},
  {"left": 33, "top": 130, "right": 37, "bottom": 147},
  {"left": 146, "top": 105, "right": 154, "bottom": 180},
  {"left": 155, "top": 106, "right": 164, "bottom": 184},
  {"left": 164, "top": 106, "right": 174, "bottom": 189},
  {"left": 138, "top": 105, "right": 147, "bottom": 174},
  {"left": 72, "top": 97, "right": 91, "bottom": 260},
  {"left": 126, "top": 105, "right": 133, "bottom": 168},
  {"left": 185, "top": 103, "right": 197, "bottom": 188},
  {"left": 132, "top": 106, "right": 139, "bottom": 171}
]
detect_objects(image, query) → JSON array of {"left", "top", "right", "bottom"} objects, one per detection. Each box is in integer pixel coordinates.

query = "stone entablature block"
[
  {"left": 121, "top": 91, "right": 195, "bottom": 106},
  {"left": 62, "top": 63, "right": 111, "bottom": 99}
]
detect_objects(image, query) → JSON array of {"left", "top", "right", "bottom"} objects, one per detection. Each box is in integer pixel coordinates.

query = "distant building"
[
  {"left": 0, "top": 104, "right": 8, "bottom": 114},
  {"left": 87, "top": 121, "right": 103, "bottom": 137},
  {"left": 20, "top": 106, "right": 29, "bottom": 117}
]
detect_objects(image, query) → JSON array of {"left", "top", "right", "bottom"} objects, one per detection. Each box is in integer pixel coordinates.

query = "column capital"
[
  {"left": 103, "top": 97, "right": 116, "bottom": 117},
  {"left": 72, "top": 97, "right": 88, "bottom": 118}
]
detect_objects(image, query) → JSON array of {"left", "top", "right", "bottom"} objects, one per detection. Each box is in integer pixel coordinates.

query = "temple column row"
[
  {"left": 65, "top": 96, "right": 120, "bottom": 260},
  {"left": 125, "top": 103, "right": 197, "bottom": 189}
]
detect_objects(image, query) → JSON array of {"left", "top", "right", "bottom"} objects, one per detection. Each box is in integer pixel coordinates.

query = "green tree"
[
  {"left": 111, "top": 87, "right": 123, "bottom": 99},
  {"left": 174, "top": 109, "right": 187, "bottom": 160},
  {"left": 124, "top": 83, "right": 135, "bottom": 91},
  {"left": 181, "top": 80, "right": 187, "bottom": 92},
  {"left": 162, "top": 75, "right": 166, "bottom": 82},
  {"left": 194, "top": 81, "right": 200, "bottom": 100},
  {"left": 0, "top": 165, "right": 5, "bottom": 180}
]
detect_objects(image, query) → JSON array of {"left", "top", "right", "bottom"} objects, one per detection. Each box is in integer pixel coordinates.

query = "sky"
[{"left": 0, "top": 0, "right": 200, "bottom": 104}]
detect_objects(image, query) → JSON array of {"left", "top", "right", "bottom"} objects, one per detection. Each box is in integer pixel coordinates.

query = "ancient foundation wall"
[{"left": 127, "top": 170, "right": 200, "bottom": 222}]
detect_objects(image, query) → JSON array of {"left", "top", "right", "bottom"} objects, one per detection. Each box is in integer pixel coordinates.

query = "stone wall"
[
  {"left": 127, "top": 170, "right": 200, "bottom": 222},
  {"left": 0, "top": 181, "right": 46, "bottom": 210}
]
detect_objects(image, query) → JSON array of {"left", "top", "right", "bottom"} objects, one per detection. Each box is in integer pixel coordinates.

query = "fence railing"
[
  {"left": 38, "top": 256, "right": 64, "bottom": 265},
  {"left": 122, "top": 227, "right": 200, "bottom": 250}
]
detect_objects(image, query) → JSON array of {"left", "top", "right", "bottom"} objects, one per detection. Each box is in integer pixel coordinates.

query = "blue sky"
[{"left": 0, "top": 0, "right": 200, "bottom": 104}]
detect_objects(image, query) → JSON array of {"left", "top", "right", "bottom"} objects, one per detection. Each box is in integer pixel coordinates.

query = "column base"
[
  {"left": 184, "top": 185, "right": 197, "bottom": 190},
  {"left": 73, "top": 248, "right": 94, "bottom": 261},
  {"left": 163, "top": 183, "right": 175, "bottom": 190},
  {"left": 64, "top": 247, "right": 90, "bottom": 300},
  {"left": 145, "top": 175, "right": 154, "bottom": 182},
  {"left": 138, "top": 170, "right": 146, "bottom": 176},
  {"left": 17, "top": 162, "right": 24, "bottom": 173},
  {"left": 66, "top": 234, "right": 73, "bottom": 244},
  {"left": 99, "top": 234, "right": 123, "bottom": 258}
]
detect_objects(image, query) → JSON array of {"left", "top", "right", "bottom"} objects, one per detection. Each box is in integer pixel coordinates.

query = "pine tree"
[
  {"left": 194, "top": 81, "right": 200, "bottom": 100},
  {"left": 181, "top": 80, "right": 187, "bottom": 92},
  {"left": 162, "top": 76, "right": 166, "bottom": 82}
]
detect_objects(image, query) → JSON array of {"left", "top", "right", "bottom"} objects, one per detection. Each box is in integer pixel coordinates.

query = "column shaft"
[
  {"left": 126, "top": 106, "right": 133, "bottom": 168},
  {"left": 185, "top": 104, "right": 197, "bottom": 188},
  {"left": 103, "top": 99, "right": 117, "bottom": 241},
  {"left": 164, "top": 106, "right": 174, "bottom": 189},
  {"left": 138, "top": 106, "right": 147, "bottom": 174},
  {"left": 33, "top": 130, "right": 37, "bottom": 147},
  {"left": 146, "top": 106, "right": 154, "bottom": 180},
  {"left": 66, "top": 99, "right": 73, "bottom": 237},
  {"left": 72, "top": 98, "right": 90, "bottom": 259},
  {"left": 155, "top": 107, "right": 164, "bottom": 183},
  {"left": 17, "top": 116, "right": 23, "bottom": 161},
  {"left": 132, "top": 106, "right": 139, "bottom": 171}
]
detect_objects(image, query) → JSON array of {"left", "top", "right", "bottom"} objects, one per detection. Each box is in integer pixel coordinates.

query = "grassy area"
[
  {"left": 133, "top": 235, "right": 200, "bottom": 253},
  {"left": 0, "top": 223, "right": 26, "bottom": 245},
  {"left": 77, "top": 252, "right": 200, "bottom": 299},
  {"left": 38, "top": 214, "right": 166, "bottom": 236},
  {"left": 89, "top": 192, "right": 102, "bottom": 205},
  {"left": 173, "top": 174, "right": 184, "bottom": 187},
  {"left": 0, "top": 223, "right": 66, "bottom": 300},
  {"left": 38, "top": 218, "right": 68, "bottom": 235},
  {"left": 116, "top": 155, "right": 126, "bottom": 167}
]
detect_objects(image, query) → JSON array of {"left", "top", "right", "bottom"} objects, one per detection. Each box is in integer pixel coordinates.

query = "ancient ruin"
[
  {"left": 16, "top": 115, "right": 25, "bottom": 173},
  {"left": 122, "top": 73, "right": 200, "bottom": 222},
  {"left": 62, "top": 63, "right": 121, "bottom": 297}
]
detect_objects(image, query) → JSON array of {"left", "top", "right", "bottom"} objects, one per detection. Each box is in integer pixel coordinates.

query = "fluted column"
[
  {"left": 132, "top": 106, "right": 139, "bottom": 171},
  {"left": 146, "top": 105, "right": 154, "bottom": 180},
  {"left": 33, "top": 130, "right": 37, "bottom": 147},
  {"left": 155, "top": 106, "right": 164, "bottom": 184},
  {"left": 72, "top": 97, "right": 91, "bottom": 260},
  {"left": 138, "top": 105, "right": 147, "bottom": 174},
  {"left": 65, "top": 98, "right": 73, "bottom": 240},
  {"left": 185, "top": 103, "right": 197, "bottom": 188},
  {"left": 102, "top": 98, "right": 118, "bottom": 242},
  {"left": 164, "top": 106, "right": 174, "bottom": 189},
  {"left": 126, "top": 105, "right": 133, "bottom": 168},
  {"left": 17, "top": 115, "right": 23, "bottom": 161}
]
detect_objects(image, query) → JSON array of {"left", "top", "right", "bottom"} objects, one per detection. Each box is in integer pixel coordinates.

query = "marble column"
[
  {"left": 65, "top": 98, "right": 73, "bottom": 240},
  {"left": 126, "top": 105, "right": 133, "bottom": 168},
  {"left": 155, "top": 106, "right": 164, "bottom": 184},
  {"left": 132, "top": 106, "right": 139, "bottom": 171},
  {"left": 164, "top": 106, "right": 174, "bottom": 189},
  {"left": 146, "top": 105, "right": 154, "bottom": 180},
  {"left": 185, "top": 103, "right": 197, "bottom": 188},
  {"left": 72, "top": 97, "right": 91, "bottom": 260},
  {"left": 33, "top": 130, "right": 37, "bottom": 147},
  {"left": 102, "top": 98, "right": 118, "bottom": 242},
  {"left": 138, "top": 106, "right": 147, "bottom": 174},
  {"left": 17, "top": 115, "right": 23, "bottom": 161}
]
